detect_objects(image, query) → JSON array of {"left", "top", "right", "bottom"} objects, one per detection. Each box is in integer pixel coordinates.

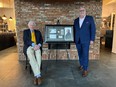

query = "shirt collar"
[
  {"left": 79, "top": 15, "right": 86, "bottom": 20},
  {"left": 30, "top": 29, "right": 34, "bottom": 32}
]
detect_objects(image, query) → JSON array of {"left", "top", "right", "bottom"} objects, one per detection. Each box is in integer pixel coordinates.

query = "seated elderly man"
[{"left": 23, "top": 21, "right": 43, "bottom": 85}]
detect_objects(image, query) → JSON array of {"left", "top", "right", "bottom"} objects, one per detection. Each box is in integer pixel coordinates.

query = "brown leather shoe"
[
  {"left": 37, "top": 77, "right": 42, "bottom": 85},
  {"left": 82, "top": 70, "right": 88, "bottom": 77},
  {"left": 78, "top": 66, "right": 83, "bottom": 71},
  {"left": 34, "top": 78, "right": 38, "bottom": 85}
]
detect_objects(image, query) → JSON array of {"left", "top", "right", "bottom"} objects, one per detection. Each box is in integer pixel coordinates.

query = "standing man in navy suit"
[{"left": 74, "top": 6, "right": 96, "bottom": 77}]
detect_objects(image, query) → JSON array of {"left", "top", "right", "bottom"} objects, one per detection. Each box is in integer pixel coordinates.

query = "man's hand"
[
  {"left": 33, "top": 45, "right": 40, "bottom": 51},
  {"left": 90, "top": 41, "right": 94, "bottom": 45}
]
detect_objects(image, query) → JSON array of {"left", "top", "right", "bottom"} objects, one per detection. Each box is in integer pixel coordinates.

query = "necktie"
[{"left": 31, "top": 31, "right": 36, "bottom": 44}]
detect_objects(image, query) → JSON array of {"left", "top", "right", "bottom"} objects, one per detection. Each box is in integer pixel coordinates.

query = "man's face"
[
  {"left": 28, "top": 23, "right": 36, "bottom": 30},
  {"left": 79, "top": 7, "right": 86, "bottom": 18}
]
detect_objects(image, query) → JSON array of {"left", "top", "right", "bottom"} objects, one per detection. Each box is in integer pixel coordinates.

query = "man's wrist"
[{"left": 38, "top": 43, "right": 41, "bottom": 47}]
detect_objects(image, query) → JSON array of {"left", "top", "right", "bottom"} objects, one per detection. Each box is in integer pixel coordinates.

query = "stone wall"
[{"left": 14, "top": 0, "right": 102, "bottom": 60}]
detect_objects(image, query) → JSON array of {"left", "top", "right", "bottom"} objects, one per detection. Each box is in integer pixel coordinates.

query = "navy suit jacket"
[
  {"left": 74, "top": 15, "right": 96, "bottom": 44},
  {"left": 23, "top": 29, "right": 43, "bottom": 54}
]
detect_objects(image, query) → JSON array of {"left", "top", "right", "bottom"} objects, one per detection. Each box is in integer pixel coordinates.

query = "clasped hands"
[{"left": 33, "top": 45, "right": 40, "bottom": 51}]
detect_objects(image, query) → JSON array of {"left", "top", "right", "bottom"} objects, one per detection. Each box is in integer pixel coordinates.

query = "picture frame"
[{"left": 44, "top": 25, "right": 74, "bottom": 43}]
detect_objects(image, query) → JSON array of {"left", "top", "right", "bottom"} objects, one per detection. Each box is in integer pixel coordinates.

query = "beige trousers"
[{"left": 27, "top": 46, "right": 41, "bottom": 76}]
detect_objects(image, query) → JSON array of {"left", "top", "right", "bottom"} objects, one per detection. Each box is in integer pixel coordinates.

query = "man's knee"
[
  {"left": 35, "top": 49, "right": 41, "bottom": 55},
  {"left": 36, "top": 49, "right": 41, "bottom": 53},
  {"left": 27, "top": 46, "right": 34, "bottom": 54}
]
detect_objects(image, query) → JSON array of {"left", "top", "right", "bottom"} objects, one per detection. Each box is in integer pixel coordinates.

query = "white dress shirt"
[{"left": 79, "top": 16, "right": 86, "bottom": 28}]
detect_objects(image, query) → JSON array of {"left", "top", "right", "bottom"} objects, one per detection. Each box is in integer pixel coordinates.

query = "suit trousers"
[
  {"left": 27, "top": 46, "right": 41, "bottom": 77},
  {"left": 76, "top": 40, "right": 90, "bottom": 70}
]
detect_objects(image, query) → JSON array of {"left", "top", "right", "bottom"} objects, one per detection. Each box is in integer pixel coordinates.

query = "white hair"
[{"left": 28, "top": 20, "right": 36, "bottom": 26}]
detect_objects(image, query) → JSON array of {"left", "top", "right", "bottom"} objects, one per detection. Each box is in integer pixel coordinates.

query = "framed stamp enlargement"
[{"left": 44, "top": 25, "right": 74, "bottom": 43}]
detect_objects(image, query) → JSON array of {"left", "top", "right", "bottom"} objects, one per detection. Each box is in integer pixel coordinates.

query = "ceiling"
[{"left": 104, "top": 0, "right": 116, "bottom": 5}]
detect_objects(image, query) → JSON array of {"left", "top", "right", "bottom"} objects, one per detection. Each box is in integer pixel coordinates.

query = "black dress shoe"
[
  {"left": 78, "top": 66, "right": 83, "bottom": 71},
  {"left": 82, "top": 70, "right": 88, "bottom": 77}
]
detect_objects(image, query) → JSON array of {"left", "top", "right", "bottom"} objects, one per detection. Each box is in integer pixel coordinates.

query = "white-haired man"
[{"left": 23, "top": 21, "right": 43, "bottom": 85}]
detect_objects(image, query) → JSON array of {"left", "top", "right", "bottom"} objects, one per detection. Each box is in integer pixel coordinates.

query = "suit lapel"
[
  {"left": 28, "top": 29, "right": 31, "bottom": 39},
  {"left": 76, "top": 18, "right": 80, "bottom": 29}
]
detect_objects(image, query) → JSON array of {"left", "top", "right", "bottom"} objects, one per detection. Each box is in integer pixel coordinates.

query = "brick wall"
[{"left": 14, "top": 0, "right": 102, "bottom": 60}]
